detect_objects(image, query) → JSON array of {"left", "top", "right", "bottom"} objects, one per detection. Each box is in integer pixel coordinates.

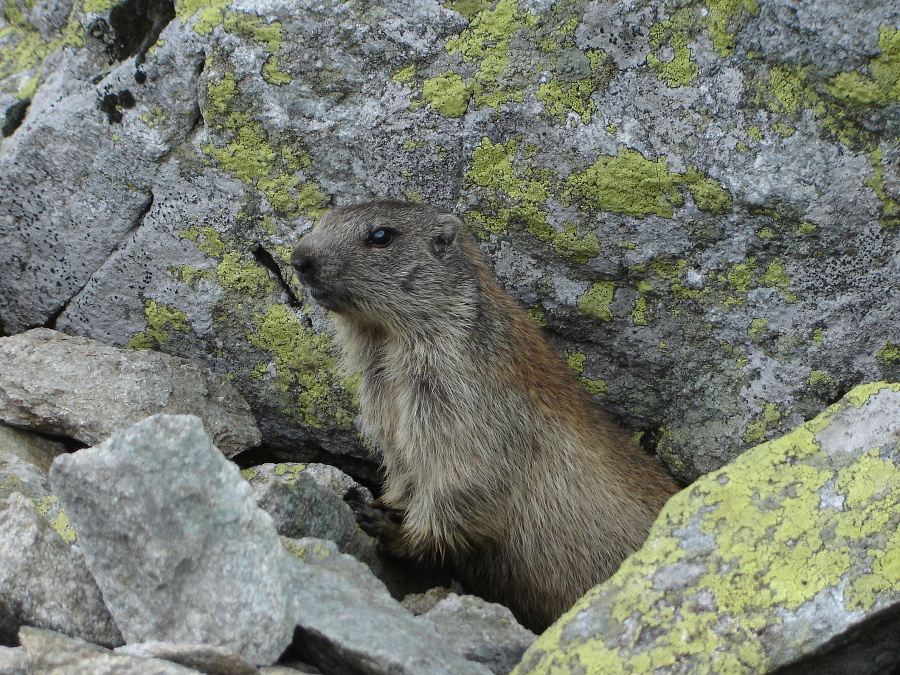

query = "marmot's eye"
[{"left": 367, "top": 227, "right": 395, "bottom": 248}]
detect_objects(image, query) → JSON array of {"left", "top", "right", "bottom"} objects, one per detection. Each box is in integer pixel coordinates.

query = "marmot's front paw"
[{"left": 347, "top": 499, "right": 409, "bottom": 557}]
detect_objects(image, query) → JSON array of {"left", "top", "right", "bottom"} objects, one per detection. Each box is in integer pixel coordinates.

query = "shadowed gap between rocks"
[
  {"left": 108, "top": 0, "right": 176, "bottom": 65},
  {"left": 2, "top": 100, "right": 30, "bottom": 138}
]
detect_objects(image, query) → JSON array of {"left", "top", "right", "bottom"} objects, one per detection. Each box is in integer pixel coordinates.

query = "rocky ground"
[
  {"left": 3, "top": 0, "right": 900, "bottom": 672},
  {"left": 0, "top": 329, "right": 899, "bottom": 674}
]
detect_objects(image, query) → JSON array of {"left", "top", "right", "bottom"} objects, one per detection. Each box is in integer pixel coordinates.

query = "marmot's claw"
[{"left": 349, "top": 499, "right": 409, "bottom": 557}]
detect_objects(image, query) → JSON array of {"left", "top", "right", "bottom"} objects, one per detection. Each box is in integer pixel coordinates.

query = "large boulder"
[
  {"left": 514, "top": 382, "right": 900, "bottom": 675},
  {"left": 2, "top": 0, "right": 897, "bottom": 478}
]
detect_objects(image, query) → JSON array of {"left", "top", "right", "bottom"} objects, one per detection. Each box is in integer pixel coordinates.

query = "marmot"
[{"left": 291, "top": 201, "right": 679, "bottom": 632}]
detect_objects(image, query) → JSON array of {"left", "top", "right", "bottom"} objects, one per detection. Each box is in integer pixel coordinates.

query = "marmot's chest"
[{"left": 357, "top": 354, "right": 478, "bottom": 454}]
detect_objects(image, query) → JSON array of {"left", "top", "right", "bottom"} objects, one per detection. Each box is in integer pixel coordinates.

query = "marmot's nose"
[{"left": 291, "top": 252, "right": 317, "bottom": 282}]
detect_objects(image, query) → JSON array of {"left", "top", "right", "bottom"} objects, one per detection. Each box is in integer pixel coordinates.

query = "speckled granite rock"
[
  {"left": 245, "top": 462, "right": 377, "bottom": 566},
  {"left": 514, "top": 382, "right": 900, "bottom": 675},
  {"left": 2, "top": 0, "right": 898, "bottom": 479},
  {"left": 49, "top": 414, "right": 296, "bottom": 665},
  {"left": 0, "top": 329, "right": 260, "bottom": 457},
  {"left": 17, "top": 627, "right": 202, "bottom": 674},
  {"left": 0, "top": 493, "right": 122, "bottom": 648}
]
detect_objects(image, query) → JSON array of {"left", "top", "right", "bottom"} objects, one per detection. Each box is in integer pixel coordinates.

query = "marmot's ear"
[{"left": 432, "top": 214, "right": 461, "bottom": 257}]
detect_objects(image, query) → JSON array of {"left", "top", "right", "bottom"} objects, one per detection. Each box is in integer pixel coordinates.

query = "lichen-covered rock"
[
  {"left": 245, "top": 463, "right": 377, "bottom": 566},
  {"left": 0, "top": 493, "right": 122, "bottom": 648},
  {"left": 0, "top": 329, "right": 260, "bottom": 457},
  {"left": 421, "top": 594, "right": 536, "bottom": 675},
  {"left": 513, "top": 382, "right": 900, "bottom": 675},
  {"left": 49, "top": 414, "right": 296, "bottom": 665},
  {"left": 2, "top": 0, "right": 899, "bottom": 480}
]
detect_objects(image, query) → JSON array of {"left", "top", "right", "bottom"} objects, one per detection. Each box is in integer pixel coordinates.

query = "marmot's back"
[{"left": 291, "top": 201, "right": 679, "bottom": 632}]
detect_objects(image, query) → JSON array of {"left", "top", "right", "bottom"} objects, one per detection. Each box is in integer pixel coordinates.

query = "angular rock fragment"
[
  {"left": 0, "top": 493, "right": 122, "bottom": 648},
  {"left": 50, "top": 414, "right": 295, "bottom": 665},
  {"left": 422, "top": 594, "right": 536, "bottom": 675},
  {"left": 514, "top": 383, "right": 900, "bottom": 675},
  {"left": 0, "top": 329, "right": 260, "bottom": 457},
  {"left": 116, "top": 642, "right": 258, "bottom": 675},
  {"left": 0, "top": 423, "right": 67, "bottom": 472},
  {"left": 289, "top": 562, "right": 492, "bottom": 675},
  {"left": 18, "top": 627, "right": 201, "bottom": 674},
  {"left": 0, "top": 645, "right": 28, "bottom": 674},
  {"left": 246, "top": 463, "right": 377, "bottom": 566}
]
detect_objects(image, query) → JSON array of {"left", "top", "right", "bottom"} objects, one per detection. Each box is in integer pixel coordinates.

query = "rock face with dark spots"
[
  {"left": 3, "top": 0, "right": 900, "bottom": 671},
  {"left": 2, "top": 0, "right": 898, "bottom": 479}
]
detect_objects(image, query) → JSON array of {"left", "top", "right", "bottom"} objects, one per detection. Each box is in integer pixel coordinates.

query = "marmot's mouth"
[{"left": 306, "top": 284, "right": 351, "bottom": 313}]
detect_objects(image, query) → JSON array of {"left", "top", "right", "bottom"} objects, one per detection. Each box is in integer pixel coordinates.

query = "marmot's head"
[{"left": 291, "top": 201, "right": 479, "bottom": 329}]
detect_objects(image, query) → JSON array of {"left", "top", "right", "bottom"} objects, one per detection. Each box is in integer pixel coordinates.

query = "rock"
[
  {"left": 422, "top": 594, "right": 537, "bottom": 675},
  {"left": 0, "top": 329, "right": 260, "bottom": 457},
  {"left": 49, "top": 414, "right": 296, "bottom": 665},
  {"left": 0, "top": 423, "right": 68, "bottom": 501},
  {"left": 281, "top": 537, "right": 380, "bottom": 588},
  {"left": 245, "top": 463, "right": 378, "bottom": 567},
  {"left": 116, "top": 642, "right": 258, "bottom": 675},
  {"left": 289, "top": 562, "right": 492, "bottom": 675},
  {"left": 0, "top": 645, "right": 28, "bottom": 675},
  {"left": 514, "top": 383, "right": 900, "bottom": 675},
  {"left": 402, "top": 587, "right": 455, "bottom": 616},
  {"left": 0, "top": 493, "right": 122, "bottom": 648},
  {"left": 17, "top": 627, "right": 202, "bottom": 674},
  {"left": 0, "top": 423, "right": 67, "bottom": 472}
]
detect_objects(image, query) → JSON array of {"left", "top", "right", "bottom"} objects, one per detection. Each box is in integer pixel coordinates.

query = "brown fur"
[{"left": 291, "top": 201, "right": 679, "bottom": 632}]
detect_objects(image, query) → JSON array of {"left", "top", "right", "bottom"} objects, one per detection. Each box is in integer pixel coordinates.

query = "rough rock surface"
[
  {"left": 289, "top": 561, "right": 492, "bottom": 675},
  {"left": 514, "top": 382, "right": 900, "bottom": 675},
  {"left": 17, "top": 627, "right": 202, "bottom": 674},
  {"left": 422, "top": 594, "right": 537, "bottom": 675},
  {"left": 245, "top": 462, "right": 377, "bottom": 566},
  {"left": 0, "top": 493, "right": 122, "bottom": 648},
  {"left": 49, "top": 414, "right": 296, "bottom": 665},
  {"left": 0, "top": 424, "right": 67, "bottom": 473},
  {"left": 0, "top": 329, "right": 260, "bottom": 457},
  {"left": 115, "top": 642, "right": 259, "bottom": 675},
  {"left": 2, "top": 0, "right": 898, "bottom": 479}
]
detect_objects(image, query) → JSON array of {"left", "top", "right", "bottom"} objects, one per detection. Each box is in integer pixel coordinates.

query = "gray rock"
[
  {"left": 49, "top": 414, "right": 296, "bottom": 665},
  {"left": 0, "top": 423, "right": 67, "bottom": 473},
  {"left": 0, "top": 645, "right": 28, "bottom": 675},
  {"left": 290, "top": 562, "right": 492, "bottom": 675},
  {"left": 0, "top": 416, "right": 66, "bottom": 502},
  {"left": 0, "top": 329, "right": 260, "bottom": 457},
  {"left": 116, "top": 643, "right": 258, "bottom": 675},
  {"left": 422, "top": 594, "right": 536, "bottom": 675},
  {"left": 2, "top": 0, "right": 896, "bottom": 487},
  {"left": 402, "top": 587, "right": 455, "bottom": 616},
  {"left": 246, "top": 463, "right": 377, "bottom": 566},
  {"left": 514, "top": 383, "right": 900, "bottom": 675},
  {"left": 0, "top": 452, "right": 54, "bottom": 501},
  {"left": 282, "top": 536, "right": 384, "bottom": 590},
  {"left": 18, "top": 627, "right": 202, "bottom": 675},
  {"left": 0, "top": 493, "right": 122, "bottom": 648}
]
